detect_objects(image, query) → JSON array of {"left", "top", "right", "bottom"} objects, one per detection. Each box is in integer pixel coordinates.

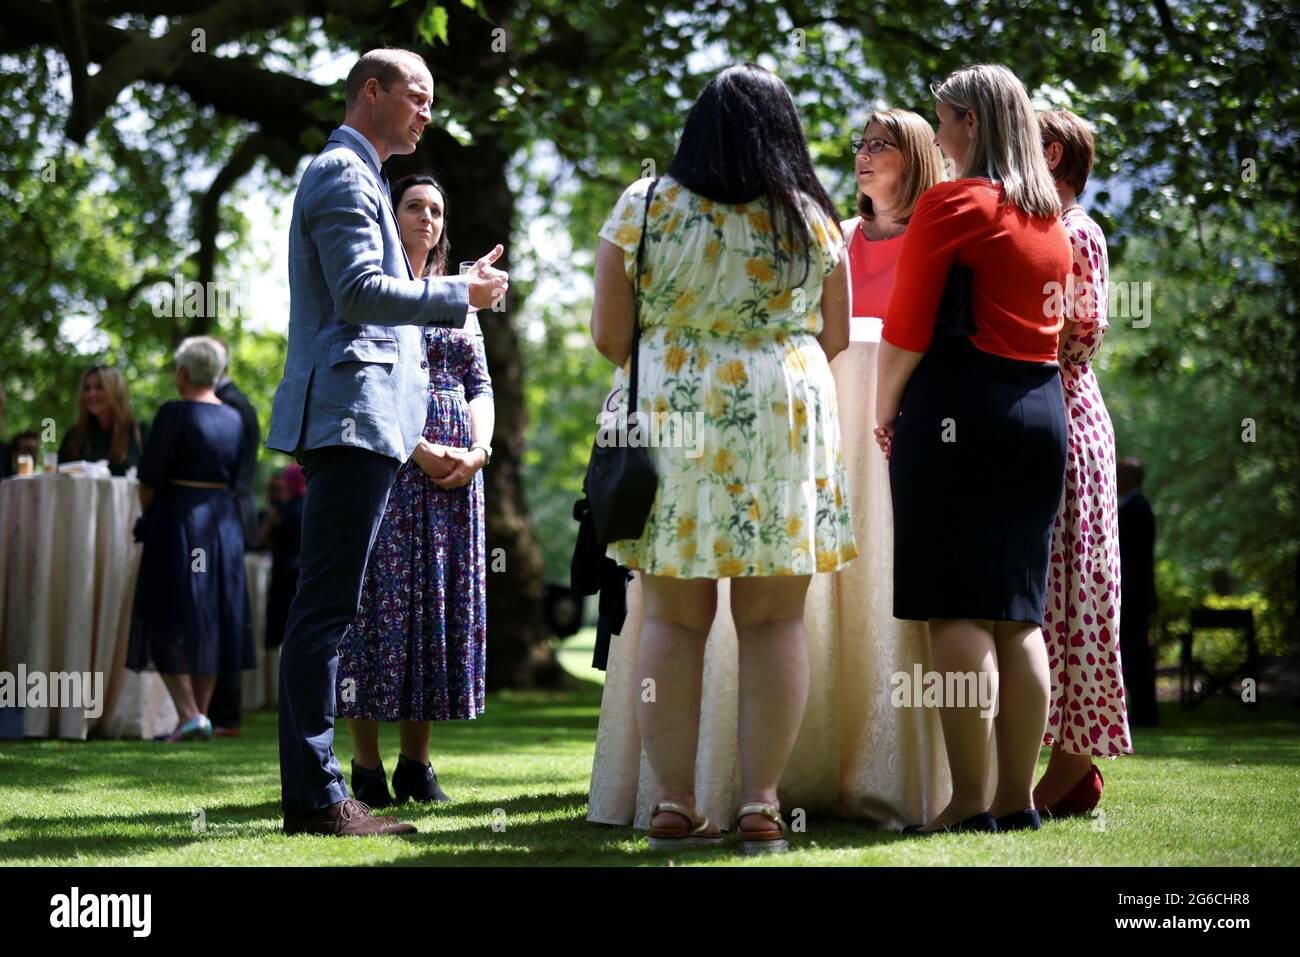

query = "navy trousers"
[{"left": 278, "top": 444, "right": 399, "bottom": 812}]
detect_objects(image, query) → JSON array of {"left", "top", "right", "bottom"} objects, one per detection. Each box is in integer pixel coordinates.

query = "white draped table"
[
  {"left": 0, "top": 473, "right": 272, "bottom": 740},
  {"left": 586, "top": 322, "right": 956, "bottom": 831}
]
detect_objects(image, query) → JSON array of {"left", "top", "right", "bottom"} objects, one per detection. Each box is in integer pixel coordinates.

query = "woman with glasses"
[
  {"left": 845, "top": 111, "right": 947, "bottom": 326},
  {"left": 792, "top": 109, "right": 952, "bottom": 827},
  {"left": 876, "top": 64, "right": 1071, "bottom": 834}
]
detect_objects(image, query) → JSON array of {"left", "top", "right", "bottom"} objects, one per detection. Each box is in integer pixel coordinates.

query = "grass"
[{"left": 2, "top": 641, "right": 1298, "bottom": 866}]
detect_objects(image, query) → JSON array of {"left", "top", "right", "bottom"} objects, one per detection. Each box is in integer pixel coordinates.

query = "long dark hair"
[
  {"left": 390, "top": 172, "right": 450, "bottom": 277},
  {"left": 666, "top": 63, "right": 841, "bottom": 285}
]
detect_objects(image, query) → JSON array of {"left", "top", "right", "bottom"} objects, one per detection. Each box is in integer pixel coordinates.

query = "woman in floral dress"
[
  {"left": 590, "top": 64, "right": 855, "bottom": 853},
  {"left": 1035, "top": 110, "right": 1131, "bottom": 817},
  {"left": 336, "top": 172, "right": 495, "bottom": 808}
]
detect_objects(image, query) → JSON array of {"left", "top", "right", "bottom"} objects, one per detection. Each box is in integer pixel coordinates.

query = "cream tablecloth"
[
  {"left": 586, "top": 324, "right": 955, "bottom": 830},
  {"left": 0, "top": 473, "right": 271, "bottom": 739}
]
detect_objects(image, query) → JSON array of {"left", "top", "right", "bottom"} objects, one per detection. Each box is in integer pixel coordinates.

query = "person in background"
[
  {"left": 1032, "top": 108, "right": 1129, "bottom": 818},
  {"left": 261, "top": 465, "right": 305, "bottom": 655},
  {"left": 9, "top": 431, "right": 40, "bottom": 475},
  {"left": 126, "top": 336, "right": 254, "bottom": 740},
  {"left": 1117, "top": 457, "right": 1159, "bottom": 726},
  {"left": 58, "top": 365, "right": 147, "bottom": 476},
  {"left": 876, "top": 63, "right": 1069, "bottom": 834},
  {"left": 337, "top": 170, "right": 495, "bottom": 808},
  {"left": 207, "top": 341, "right": 264, "bottom": 737}
]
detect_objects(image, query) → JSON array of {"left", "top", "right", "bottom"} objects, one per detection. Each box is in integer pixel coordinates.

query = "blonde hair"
[
  {"left": 67, "top": 365, "right": 137, "bottom": 465},
  {"left": 931, "top": 64, "right": 1061, "bottom": 218},
  {"left": 857, "top": 108, "right": 947, "bottom": 224}
]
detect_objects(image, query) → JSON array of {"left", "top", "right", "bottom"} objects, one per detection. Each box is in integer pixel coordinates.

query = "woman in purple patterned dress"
[
  {"left": 336, "top": 171, "right": 495, "bottom": 807},
  {"left": 1033, "top": 110, "right": 1130, "bottom": 818}
]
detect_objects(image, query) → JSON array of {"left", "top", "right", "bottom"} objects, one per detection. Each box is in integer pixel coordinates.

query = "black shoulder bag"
[{"left": 582, "top": 178, "right": 661, "bottom": 544}]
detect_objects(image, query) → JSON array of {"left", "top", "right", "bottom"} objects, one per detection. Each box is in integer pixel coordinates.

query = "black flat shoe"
[
  {"left": 902, "top": 811, "right": 998, "bottom": 835},
  {"left": 392, "top": 753, "right": 451, "bottom": 804},
  {"left": 350, "top": 759, "right": 394, "bottom": 809},
  {"left": 994, "top": 808, "right": 1042, "bottom": 831}
]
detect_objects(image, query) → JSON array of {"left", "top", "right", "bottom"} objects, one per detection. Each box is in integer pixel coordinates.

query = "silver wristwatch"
[{"left": 470, "top": 443, "right": 493, "bottom": 465}]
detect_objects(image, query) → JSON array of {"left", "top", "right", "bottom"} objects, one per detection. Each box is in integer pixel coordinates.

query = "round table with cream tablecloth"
[
  {"left": 585, "top": 320, "right": 955, "bottom": 831},
  {"left": 0, "top": 473, "right": 271, "bottom": 740}
]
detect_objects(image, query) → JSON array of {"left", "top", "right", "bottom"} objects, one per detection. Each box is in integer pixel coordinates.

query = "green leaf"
[{"left": 418, "top": 3, "right": 450, "bottom": 46}]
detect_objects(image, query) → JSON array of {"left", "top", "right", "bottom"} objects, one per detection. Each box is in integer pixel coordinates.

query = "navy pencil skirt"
[{"left": 888, "top": 336, "right": 1067, "bottom": 624}]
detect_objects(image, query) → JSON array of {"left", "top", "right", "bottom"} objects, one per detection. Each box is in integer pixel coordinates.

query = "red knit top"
[
  {"left": 882, "top": 179, "right": 1071, "bottom": 363},
  {"left": 846, "top": 221, "right": 905, "bottom": 319}
]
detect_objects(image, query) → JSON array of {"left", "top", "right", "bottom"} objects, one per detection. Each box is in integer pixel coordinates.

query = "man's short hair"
[{"left": 345, "top": 49, "right": 429, "bottom": 110}]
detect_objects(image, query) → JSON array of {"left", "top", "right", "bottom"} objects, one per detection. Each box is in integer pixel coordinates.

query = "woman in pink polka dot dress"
[{"left": 1033, "top": 110, "right": 1131, "bottom": 818}]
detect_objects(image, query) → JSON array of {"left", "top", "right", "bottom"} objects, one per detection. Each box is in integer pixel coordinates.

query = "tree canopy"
[{"left": 2, "top": 0, "right": 1296, "bottom": 676}]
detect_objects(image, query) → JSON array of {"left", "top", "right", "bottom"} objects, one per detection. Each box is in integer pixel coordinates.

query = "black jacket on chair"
[{"left": 216, "top": 377, "right": 262, "bottom": 551}]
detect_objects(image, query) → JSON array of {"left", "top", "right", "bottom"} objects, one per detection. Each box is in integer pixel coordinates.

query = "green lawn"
[{"left": 2, "top": 663, "right": 1298, "bottom": 866}]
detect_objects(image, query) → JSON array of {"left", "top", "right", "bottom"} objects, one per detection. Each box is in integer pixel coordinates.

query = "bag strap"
[{"left": 627, "top": 177, "right": 659, "bottom": 423}]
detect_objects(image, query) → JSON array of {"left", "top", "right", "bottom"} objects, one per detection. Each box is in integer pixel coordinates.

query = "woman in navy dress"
[
  {"left": 337, "top": 172, "right": 495, "bottom": 806},
  {"left": 127, "top": 336, "right": 254, "bottom": 741}
]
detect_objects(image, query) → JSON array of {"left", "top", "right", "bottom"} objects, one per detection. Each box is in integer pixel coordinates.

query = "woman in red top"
[
  {"left": 841, "top": 109, "right": 946, "bottom": 318},
  {"left": 876, "top": 64, "right": 1071, "bottom": 834}
]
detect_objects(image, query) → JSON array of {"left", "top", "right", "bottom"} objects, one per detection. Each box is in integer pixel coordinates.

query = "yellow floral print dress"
[{"left": 597, "top": 174, "right": 857, "bottom": 578}]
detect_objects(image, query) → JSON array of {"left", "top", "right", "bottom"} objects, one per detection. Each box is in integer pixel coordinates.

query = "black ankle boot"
[
  {"left": 350, "top": 759, "right": 394, "bottom": 809},
  {"left": 392, "top": 753, "right": 450, "bottom": 804}
]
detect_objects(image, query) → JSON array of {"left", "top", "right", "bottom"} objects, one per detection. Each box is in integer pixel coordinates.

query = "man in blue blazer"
[{"left": 268, "top": 48, "right": 508, "bottom": 836}]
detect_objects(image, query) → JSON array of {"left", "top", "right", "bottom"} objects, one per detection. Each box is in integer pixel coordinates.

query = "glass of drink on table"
[{"left": 16, "top": 454, "right": 33, "bottom": 476}]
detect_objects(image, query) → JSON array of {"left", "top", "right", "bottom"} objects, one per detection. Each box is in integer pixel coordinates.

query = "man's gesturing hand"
[{"left": 467, "top": 244, "right": 509, "bottom": 311}]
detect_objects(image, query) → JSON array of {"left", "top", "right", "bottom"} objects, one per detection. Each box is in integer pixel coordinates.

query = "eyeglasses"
[{"left": 852, "top": 136, "right": 898, "bottom": 155}]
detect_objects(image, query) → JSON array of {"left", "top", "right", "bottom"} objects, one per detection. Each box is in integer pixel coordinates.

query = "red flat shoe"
[{"left": 1046, "top": 763, "right": 1103, "bottom": 819}]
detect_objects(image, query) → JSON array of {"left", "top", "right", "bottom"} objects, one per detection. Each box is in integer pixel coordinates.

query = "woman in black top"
[{"left": 57, "top": 365, "right": 147, "bottom": 476}]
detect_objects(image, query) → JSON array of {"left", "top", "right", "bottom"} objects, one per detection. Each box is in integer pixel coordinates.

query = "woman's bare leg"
[
  {"left": 729, "top": 575, "right": 812, "bottom": 822},
  {"left": 637, "top": 573, "right": 717, "bottom": 829}
]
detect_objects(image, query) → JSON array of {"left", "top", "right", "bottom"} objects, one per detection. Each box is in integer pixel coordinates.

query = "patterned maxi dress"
[
  {"left": 336, "top": 317, "right": 492, "bottom": 721},
  {"left": 1042, "top": 206, "right": 1132, "bottom": 756}
]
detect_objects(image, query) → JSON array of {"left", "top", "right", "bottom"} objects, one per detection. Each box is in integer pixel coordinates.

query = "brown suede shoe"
[{"left": 283, "top": 797, "right": 417, "bottom": 836}]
